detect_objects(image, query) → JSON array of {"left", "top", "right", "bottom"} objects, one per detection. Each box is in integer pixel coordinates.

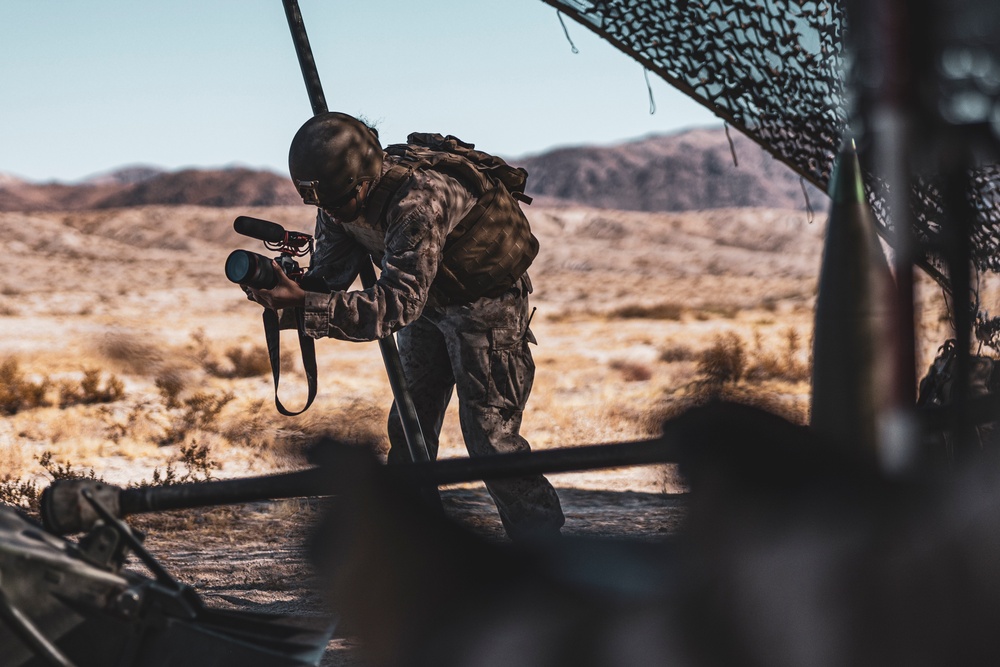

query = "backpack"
[{"left": 364, "top": 132, "right": 538, "bottom": 305}]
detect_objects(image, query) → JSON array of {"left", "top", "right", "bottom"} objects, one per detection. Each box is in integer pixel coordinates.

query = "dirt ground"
[
  {"left": 0, "top": 202, "right": 963, "bottom": 665},
  {"left": 130, "top": 469, "right": 687, "bottom": 665}
]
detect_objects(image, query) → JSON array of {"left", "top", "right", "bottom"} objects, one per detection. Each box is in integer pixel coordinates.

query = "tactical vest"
[{"left": 363, "top": 132, "right": 538, "bottom": 305}]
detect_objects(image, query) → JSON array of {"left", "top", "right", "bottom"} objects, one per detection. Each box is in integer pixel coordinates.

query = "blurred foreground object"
[
  {"left": 0, "top": 506, "right": 332, "bottom": 667},
  {"left": 846, "top": 0, "right": 1000, "bottom": 461},
  {"left": 305, "top": 403, "right": 1000, "bottom": 667},
  {"left": 810, "top": 141, "right": 897, "bottom": 463}
]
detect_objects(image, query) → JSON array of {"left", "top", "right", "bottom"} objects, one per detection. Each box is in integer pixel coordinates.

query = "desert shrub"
[
  {"left": 187, "top": 328, "right": 219, "bottom": 371},
  {"left": 178, "top": 441, "right": 219, "bottom": 481},
  {"left": 661, "top": 381, "right": 808, "bottom": 426},
  {"left": 97, "top": 331, "right": 164, "bottom": 374},
  {"left": 604, "top": 401, "right": 664, "bottom": 436},
  {"left": 611, "top": 302, "right": 685, "bottom": 320},
  {"left": 745, "top": 327, "right": 810, "bottom": 383},
  {"left": 609, "top": 360, "right": 653, "bottom": 382},
  {"left": 155, "top": 370, "right": 186, "bottom": 409},
  {"left": 662, "top": 328, "right": 812, "bottom": 427},
  {"left": 192, "top": 328, "right": 284, "bottom": 379},
  {"left": 131, "top": 441, "right": 220, "bottom": 488},
  {"left": 745, "top": 330, "right": 783, "bottom": 381},
  {"left": 0, "top": 357, "right": 51, "bottom": 415},
  {"left": 780, "top": 327, "right": 811, "bottom": 382},
  {"left": 697, "top": 332, "right": 746, "bottom": 384},
  {"left": 135, "top": 465, "right": 179, "bottom": 488},
  {"left": 276, "top": 398, "right": 389, "bottom": 457},
  {"left": 761, "top": 297, "right": 780, "bottom": 312},
  {"left": 37, "top": 451, "right": 99, "bottom": 482},
  {"left": 660, "top": 345, "right": 696, "bottom": 363},
  {"left": 218, "top": 344, "right": 272, "bottom": 378},
  {"left": 220, "top": 398, "right": 272, "bottom": 449},
  {"left": 0, "top": 476, "right": 39, "bottom": 511},
  {"left": 159, "top": 391, "right": 235, "bottom": 445},
  {"left": 102, "top": 402, "right": 153, "bottom": 444},
  {"left": 0, "top": 452, "right": 106, "bottom": 515},
  {"left": 183, "top": 391, "right": 234, "bottom": 429},
  {"left": 58, "top": 369, "right": 125, "bottom": 407}
]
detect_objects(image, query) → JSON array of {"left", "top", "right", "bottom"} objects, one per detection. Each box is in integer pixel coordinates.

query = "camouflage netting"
[{"left": 541, "top": 0, "right": 1000, "bottom": 347}]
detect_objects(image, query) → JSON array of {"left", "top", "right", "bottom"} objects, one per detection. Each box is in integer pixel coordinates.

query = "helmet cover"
[{"left": 288, "top": 112, "right": 383, "bottom": 207}]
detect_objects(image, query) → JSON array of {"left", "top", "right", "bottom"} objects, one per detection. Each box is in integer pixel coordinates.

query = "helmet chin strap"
[{"left": 356, "top": 178, "right": 374, "bottom": 209}]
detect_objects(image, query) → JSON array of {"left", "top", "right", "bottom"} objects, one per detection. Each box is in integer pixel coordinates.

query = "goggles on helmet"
[
  {"left": 297, "top": 177, "right": 374, "bottom": 211},
  {"left": 295, "top": 180, "right": 323, "bottom": 207}
]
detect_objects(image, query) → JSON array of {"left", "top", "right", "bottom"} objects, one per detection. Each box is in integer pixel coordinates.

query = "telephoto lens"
[{"left": 225, "top": 250, "right": 278, "bottom": 290}]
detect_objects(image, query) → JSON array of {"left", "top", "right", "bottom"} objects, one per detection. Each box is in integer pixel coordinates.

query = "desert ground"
[{"left": 0, "top": 202, "right": 958, "bottom": 664}]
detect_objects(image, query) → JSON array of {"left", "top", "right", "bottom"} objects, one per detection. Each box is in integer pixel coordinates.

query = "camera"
[
  {"left": 226, "top": 250, "right": 302, "bottom": 290},
  {"left": 225, "top": 217, "right": 313, "bottom": 290}
]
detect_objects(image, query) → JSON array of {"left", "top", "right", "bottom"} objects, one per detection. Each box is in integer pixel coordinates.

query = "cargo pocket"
[{"left": 487, "top": 326, "right": 535, "bottom": 411}]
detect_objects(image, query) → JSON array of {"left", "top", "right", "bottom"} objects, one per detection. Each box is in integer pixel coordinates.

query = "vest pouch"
[{"left": 433, "top": 183, "right": 539, "bottom": 304}]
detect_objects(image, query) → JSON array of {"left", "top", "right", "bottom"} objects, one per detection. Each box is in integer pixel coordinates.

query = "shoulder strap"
[
  {"left": 364, "top": 162, "right": 414, "bottom": 229},
  {"left": 263, "top": 307, "right": 317, "bottom": 416}
]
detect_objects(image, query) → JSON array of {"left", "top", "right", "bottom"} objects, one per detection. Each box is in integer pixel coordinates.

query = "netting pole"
[{"left": 280, "top": 0, "right": 431, "bottom": 466}]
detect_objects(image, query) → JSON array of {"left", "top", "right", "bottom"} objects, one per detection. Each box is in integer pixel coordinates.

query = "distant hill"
[
  {"left": 514, "top": 127, "right": 825, "bottom": 212},
  {"left": 0, "top": 172, "right": 27, "bottom": 188},
  {"left": 0, "top": 127, "right": 826, "bottom": 212},
  {"left": 0, "top": 167, "right": 300, "bottom": 212},
  {"left": 83, "top": 165, "right": 166, "bottom": 186}
]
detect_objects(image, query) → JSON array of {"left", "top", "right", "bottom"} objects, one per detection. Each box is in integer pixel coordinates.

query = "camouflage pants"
[{"left": 386, "top": 276, "right": 565, "bottom": 540}]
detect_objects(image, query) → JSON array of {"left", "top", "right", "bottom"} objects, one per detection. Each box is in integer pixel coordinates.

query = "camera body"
[{"left": 225, "top": 217, "right": 313, "bottom": 290}]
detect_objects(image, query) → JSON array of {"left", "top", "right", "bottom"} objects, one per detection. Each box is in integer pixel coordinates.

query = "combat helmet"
[{"left": 288, "top": 112, "right": 383, "bottom": 209}]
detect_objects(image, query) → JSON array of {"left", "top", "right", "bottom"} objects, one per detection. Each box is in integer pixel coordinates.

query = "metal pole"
[
  {"left": 871, "top": 0, "right": 922, "bottom": 473},
  {"left": 280, "top": 0, "right": 430, "bottom": 463},
  {"left": 942, "top": 159, "right": 976, "bottom": 458},
  {"left": 281, "top": 0, "right": 327, "bottom": 117}
]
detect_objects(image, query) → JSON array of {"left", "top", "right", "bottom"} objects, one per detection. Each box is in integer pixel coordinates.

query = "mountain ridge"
[{"left": 0, "top": 127, "right": 825, "bottom": 213}]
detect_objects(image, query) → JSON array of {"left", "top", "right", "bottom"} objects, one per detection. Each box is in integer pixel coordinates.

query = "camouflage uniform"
[{"left": 301, "top": 154, "right": 564, "bottom": 540}]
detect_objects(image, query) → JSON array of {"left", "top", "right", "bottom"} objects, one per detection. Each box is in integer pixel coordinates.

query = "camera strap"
[{"left": 262, "top": 307, "right": 318, "bottom": 416}]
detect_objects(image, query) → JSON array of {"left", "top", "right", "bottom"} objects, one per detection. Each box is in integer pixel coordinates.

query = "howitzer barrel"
[
  {"left": 45, "top": 386, "right": 986, "bottom": 536},
  {"left": 119, "top": 467, "right": 329, "bottom": 515},
  {"left": 42, "top": 436, "right": 678, "bottom": 534},
  {"left": 405, "top": 436, "right": 678, "bottom": 486}
]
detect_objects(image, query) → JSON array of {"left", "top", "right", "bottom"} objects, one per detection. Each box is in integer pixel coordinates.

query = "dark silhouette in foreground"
[{"left": 309, "top": 401, "right": 1000, "bottom": 667}]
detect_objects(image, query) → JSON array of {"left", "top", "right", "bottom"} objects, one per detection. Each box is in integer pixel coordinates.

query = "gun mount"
[
  {"left": 0, "top": 434, "right": 679, "bottom": 665},
  {"left": 12, "top": 393, "right": 998, "bottom": 667},
  {"left": 0, "top": 504, "right": 332, "bottom": 667}
]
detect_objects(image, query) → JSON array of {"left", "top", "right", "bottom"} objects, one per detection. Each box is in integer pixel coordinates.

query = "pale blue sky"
[{"left": 1, "top": 0, "right": 719, "bottom": 183}]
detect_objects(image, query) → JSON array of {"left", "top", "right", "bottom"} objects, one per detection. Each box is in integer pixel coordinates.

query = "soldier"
[{"left": 248, "top": 112, "right": 564, "bottom": 541}]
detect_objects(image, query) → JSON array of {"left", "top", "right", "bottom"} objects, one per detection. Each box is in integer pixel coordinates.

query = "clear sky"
[{"left": 1, "top": 0, "right": 720, "bottom": 183}]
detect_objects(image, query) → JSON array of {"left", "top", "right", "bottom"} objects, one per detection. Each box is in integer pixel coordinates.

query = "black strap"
[
  {"left": 263, "top": 307, "right": 318, "bottom": 416},
  {"left": 364, "top": 163, "right": 413, "bottom": 227}
]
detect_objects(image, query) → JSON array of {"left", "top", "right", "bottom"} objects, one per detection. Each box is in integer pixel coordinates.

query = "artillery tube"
[{"left": 116, "top": 437, "right": 678, "bottom": 516}]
